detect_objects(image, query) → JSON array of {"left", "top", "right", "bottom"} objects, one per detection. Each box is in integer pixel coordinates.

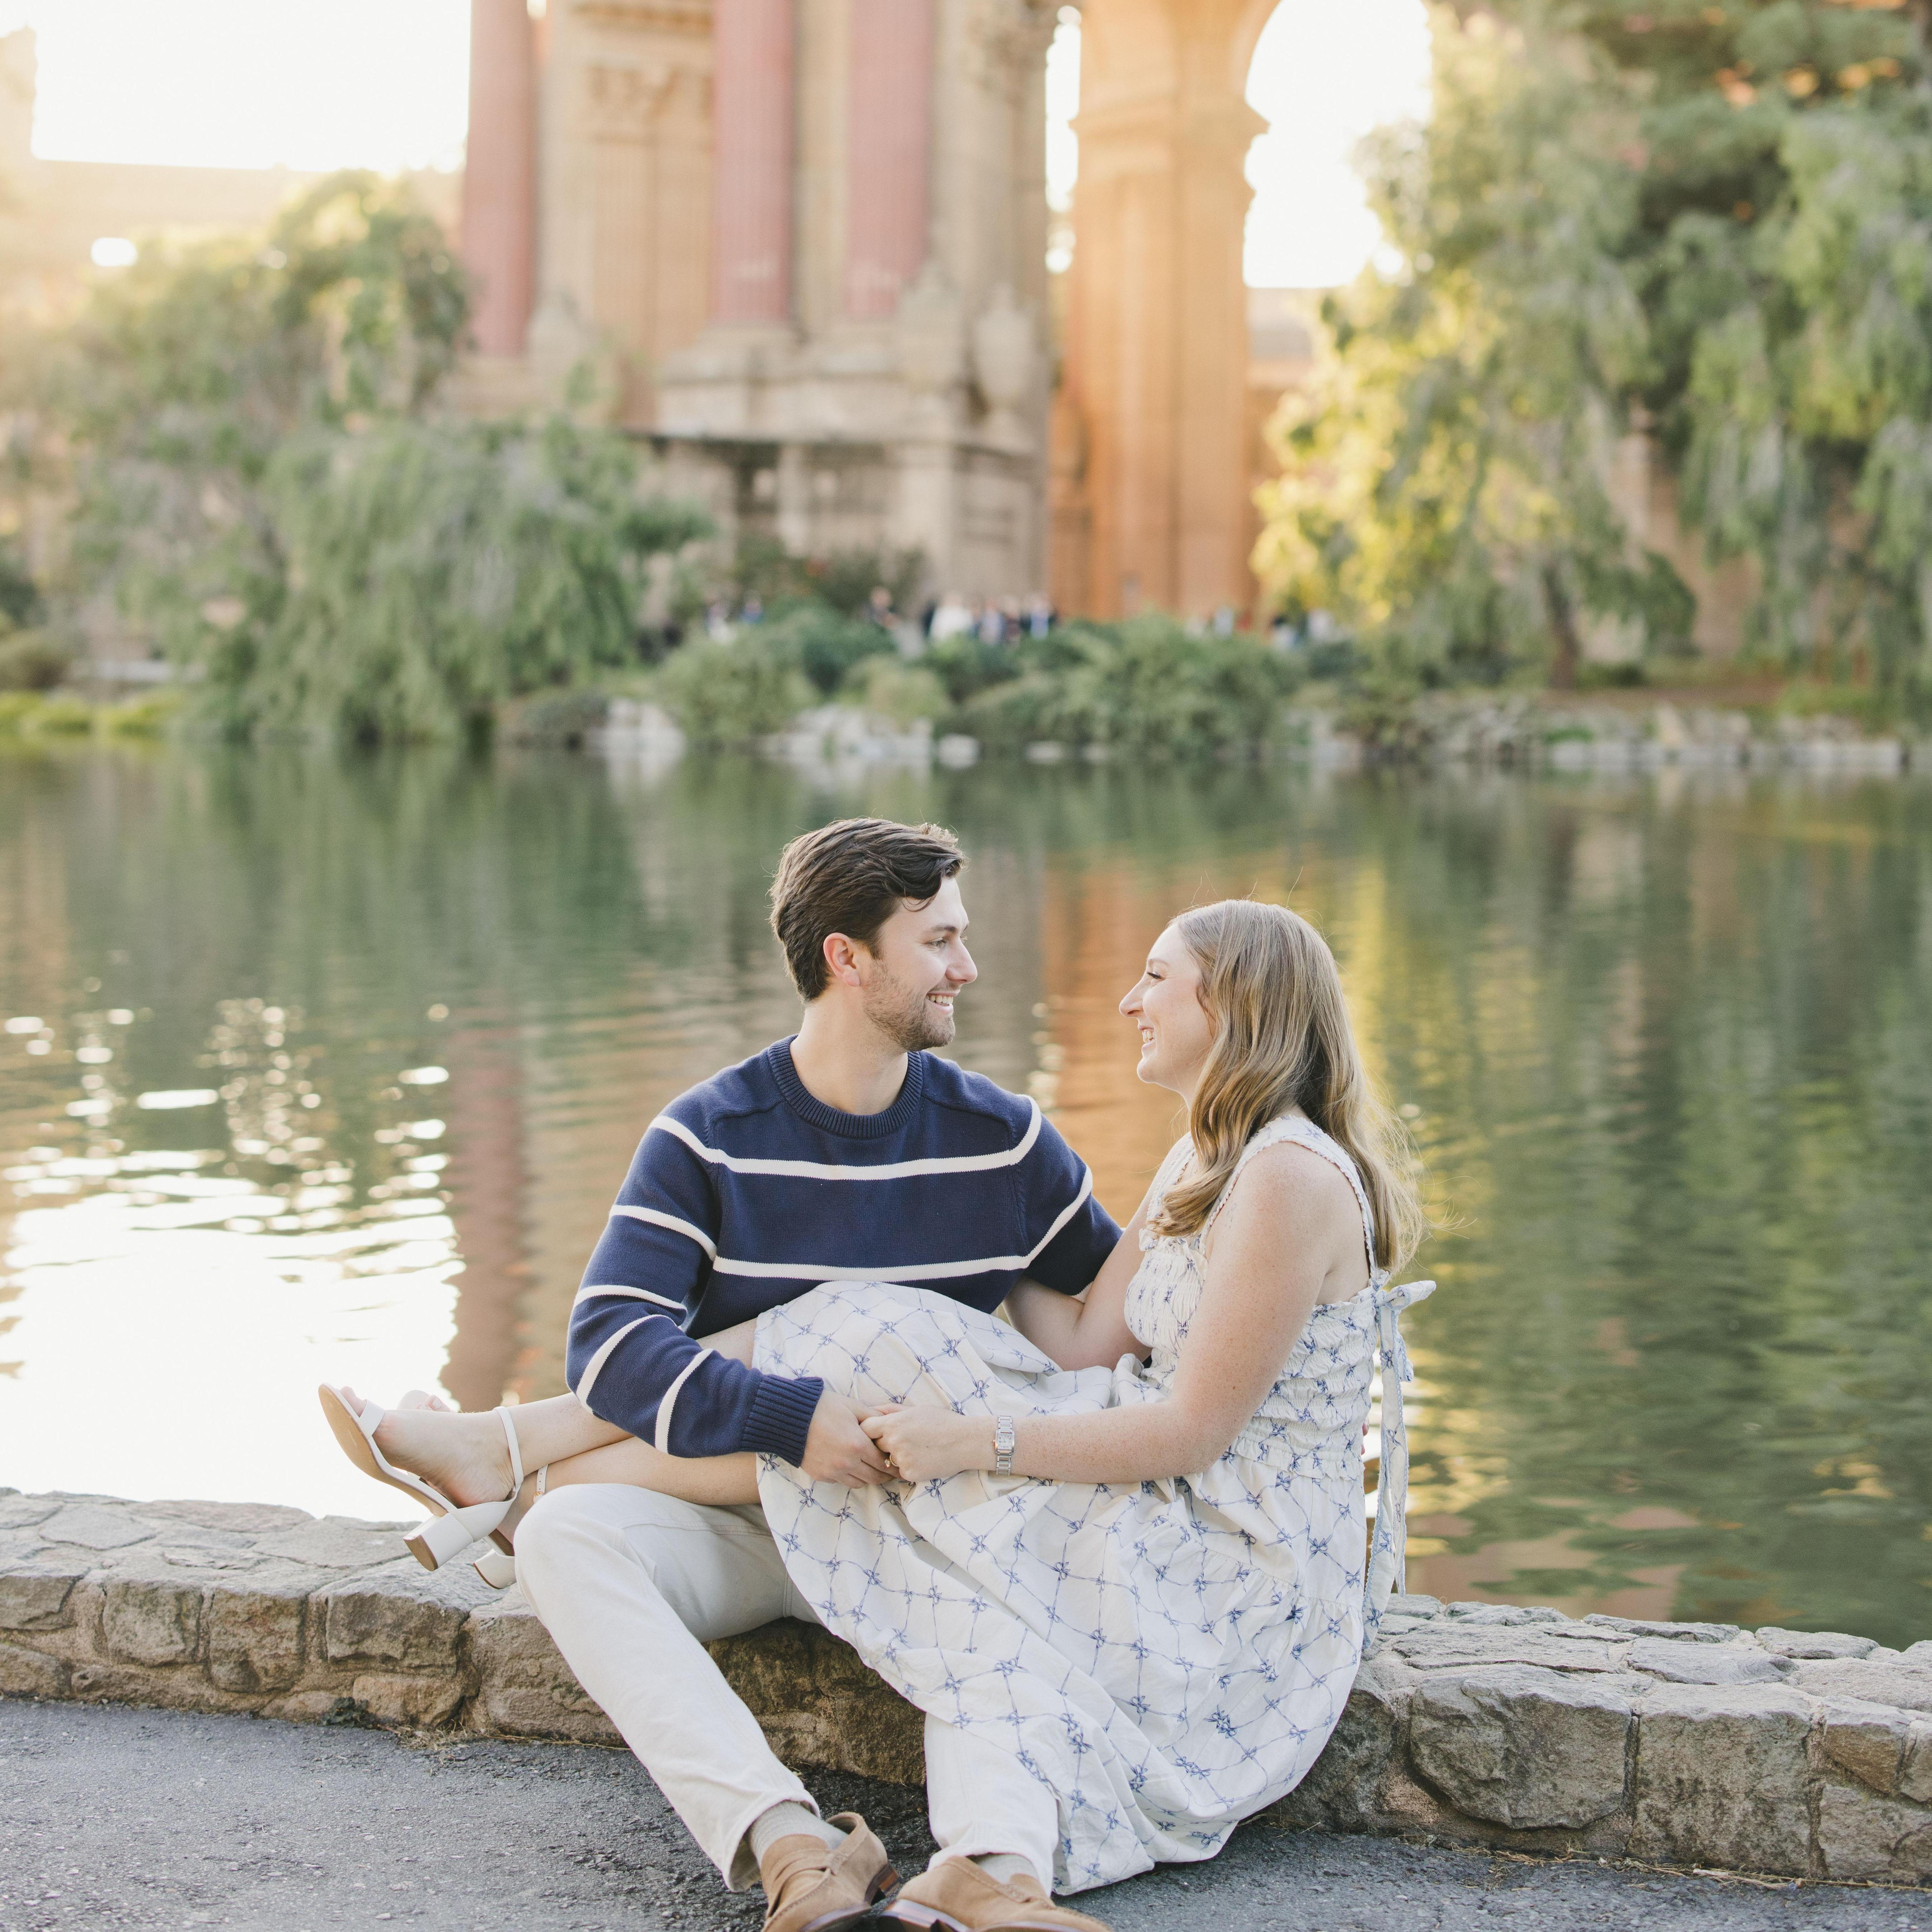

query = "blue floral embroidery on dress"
[{"left": 755, "top": 1113, "right": 1434, "bottom": 1896}]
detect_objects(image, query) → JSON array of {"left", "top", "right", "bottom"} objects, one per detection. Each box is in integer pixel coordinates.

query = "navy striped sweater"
[{"left": 566, "top": 1039, "right": 1121, "bottom": 1466}]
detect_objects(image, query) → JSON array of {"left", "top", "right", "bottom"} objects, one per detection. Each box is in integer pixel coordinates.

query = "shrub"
[
  {"left": 0, "top": 630, "right": 73, "bottom": 692},
  {"left": 499, "top": 687, "right": 612, "bottom": 748},
  {"left": 1067, "top": 616, "right": 1302, "bottom": 760},
  {"left": 922, "top": 632, "right": 1026, "bottom": 705},
  {"left": 20, "top": 696, "right": 96, "bottom": 737},
  {"left": 656, "top": 634, "right": 814, "bottom": 747},
  {"left": 759, "top": 604, "right": 896, "bottom": 697},
  {"left": 102, "top": 690, "right": 186, "bottom": 737},
  {"left": 841, "top": 655, "right": 946, "bottom": 727},
  {"left": 953, "top": 670, "right": 1088, "bottom": 753}
]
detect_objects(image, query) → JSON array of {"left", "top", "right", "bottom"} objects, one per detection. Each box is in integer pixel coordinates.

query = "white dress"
[{"left": 753, "top": 1114, "right": 1435, "bottom": 1894}]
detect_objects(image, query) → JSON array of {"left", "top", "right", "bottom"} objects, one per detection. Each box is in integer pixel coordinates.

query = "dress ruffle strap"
[{"left": 1365, "top": 1276, "right": 1436, "bottom": 1637}]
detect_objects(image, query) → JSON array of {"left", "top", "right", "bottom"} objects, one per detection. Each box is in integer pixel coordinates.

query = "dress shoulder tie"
[{"left": 1366, "top": 1275, "right": 1435, "bottom": 1636}]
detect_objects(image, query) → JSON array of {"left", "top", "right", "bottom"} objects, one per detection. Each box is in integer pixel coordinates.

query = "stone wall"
[{"left": 5, "top": 1490, "right": 1929, "bottom": 1886}]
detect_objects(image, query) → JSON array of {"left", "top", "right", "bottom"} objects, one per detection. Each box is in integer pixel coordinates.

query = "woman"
[
  {"left": 748, "top": 898, "right": 1433, "bottom": 1908},
  {"left": 324, "top": 898, "right": 1431, "bottom": 1915}
]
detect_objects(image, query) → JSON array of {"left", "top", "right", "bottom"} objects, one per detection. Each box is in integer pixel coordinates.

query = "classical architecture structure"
[{"left": 460, "top": 0, "right": 1286, "bottom": 617}]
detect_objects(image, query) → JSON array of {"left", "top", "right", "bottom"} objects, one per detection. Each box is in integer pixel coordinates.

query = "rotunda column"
[
  {"left": 460, "top": 0, "right": 537, "bottom": 357},
  {"left": 843, "top": 0, "right": 937, "bottom": 319},
  {"left": 710, "top": 0, "right": 795, "bottom": 325}
]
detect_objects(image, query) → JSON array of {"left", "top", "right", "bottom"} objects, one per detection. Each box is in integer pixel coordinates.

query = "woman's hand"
[{"left": 860, "top": 1405, "right": 992, "bottom": 1484}]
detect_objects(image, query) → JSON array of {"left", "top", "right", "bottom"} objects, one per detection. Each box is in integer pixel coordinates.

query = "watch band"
[{"left": 994, "top": 1414, "right": 1016, "bottom": 1475}]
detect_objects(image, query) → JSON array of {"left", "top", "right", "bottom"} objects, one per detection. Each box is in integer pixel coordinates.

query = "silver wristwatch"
[{"left": 994, "top": 1415, "right": 1016, "bottom": 1475}]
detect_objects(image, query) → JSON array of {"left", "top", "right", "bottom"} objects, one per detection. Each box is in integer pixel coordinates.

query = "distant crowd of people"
[{"left": 685, "top": 585, "right": 1335, "bottom": 655}]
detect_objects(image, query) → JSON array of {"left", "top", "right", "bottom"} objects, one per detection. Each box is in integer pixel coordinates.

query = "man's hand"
[{"left": 799, "top": 1391, "right": 894, "bottom": 1487}]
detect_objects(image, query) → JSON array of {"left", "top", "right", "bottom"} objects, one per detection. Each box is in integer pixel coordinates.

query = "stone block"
[
  {"left": 39, "top": 1504, "right": 158, "bottom": 1552},
  {"left": 1584, "top": 1615, "right": 1740, "bottom": 1644},
  {"left": 67, "top": 1661, "right": 204, "bottom": 1707},
  {"left": 1757, "top": 1627, "right": 1876, "bottom": 1661},
  {"left": 102, "top": 1576, "right": 203, "bottom": 1666},
  {"left": 1627, "top": 1638, "right": 1793, "bottom": 1686},
  {"left": 1390, "top": 1624, "right": 1627, "bottom": 1674},
  {"left": 258, "top": 1517, "right": 414, "bottom": 1571},
  {"left": 1820, "top": 1698, "right": 1913, "bottom": 1795},
  {"left": 1443, "top": 1603, "right": 1566, "bottom": 1627},
  {"left": 0, "top": 1565, "right": 83, "bottom": 1630},
  {"left": 1903, "top": 1641, "right": 1932, "bottom": 1666},
  {"left": 323, "top": 1577, "right": 468, "bottom": 1672},
  {"left": 0, "top": 1496, "right": 60, "bottom": 1532},
  {"left": 480, "top": 1684, "right": 624, "bottom": 1745},
  {"left": 0, "top": 1639, "right": 69, "bottom": 1698},
  {"left": 711, "top": 1618, "right": 924, "bottom": 1784},
  {"left": 1792, "top": 1658, "right": 1932, "bottom": 1715},
  {"left": 1269, "top": 1660, "right": 1406, "bottom": 1830},
  {"left": 261, "top": 1690, "right": 362, "bottom": 1725},
  {"left": 1815, "top": 1783, "right": 1932, "bottom": 1883},
  {"left": 351, "top": 1672, "right": 467, "bottom": 1729},
  {"left": 204, "top": 1586, "right": 306, "bottom": 1694},
  {"left": 141, "top": 1500, "right": 315, "bottom": 1536},
  {"left": 1632, "top": 1684, "right": 1813, "bottom": 1875},
  {"left": 1409, "top": 1664, "right": 1635, "bottom": 1830},
  {"left": 468, "top": 1599, "right": 617, "bottom": 1744}
]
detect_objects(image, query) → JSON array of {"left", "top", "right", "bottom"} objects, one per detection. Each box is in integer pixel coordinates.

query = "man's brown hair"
[{"left": 769, "top": 818, "right": 965, "bottom": 999}]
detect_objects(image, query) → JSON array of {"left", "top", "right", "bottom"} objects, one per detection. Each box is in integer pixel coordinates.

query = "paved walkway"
[{"left": 2, "top": 1697, "right": 1926, "bottom": 1932}]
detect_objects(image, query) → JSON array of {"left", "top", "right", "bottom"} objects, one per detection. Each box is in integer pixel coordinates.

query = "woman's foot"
[{"left": 332, "top": 1386, "right": 516, "bottom": 1511}]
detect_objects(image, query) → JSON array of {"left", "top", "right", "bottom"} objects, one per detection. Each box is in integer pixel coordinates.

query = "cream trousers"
[{"left": 514, "top": 1482, "right": 1059, "bottom": 1890}]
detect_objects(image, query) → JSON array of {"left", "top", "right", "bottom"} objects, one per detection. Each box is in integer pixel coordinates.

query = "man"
[{"left": 514, "top": 817, "right": 1122, "bottom": 1932}]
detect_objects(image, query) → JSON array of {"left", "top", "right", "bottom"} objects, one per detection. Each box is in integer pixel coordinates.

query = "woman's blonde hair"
[{"left": 1146, "top": 898, "right": 1427, "bottom": 1272}]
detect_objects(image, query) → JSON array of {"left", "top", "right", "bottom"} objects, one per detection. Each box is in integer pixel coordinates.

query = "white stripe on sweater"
[
  {"left": 653, "top": 1348, "right": 715, "bottom": 1454},
  {"left": 573, "top": 1313, "right": 669, "bottom": 1409},
  {"left": 574, "top": 1283, "right": 685, "bottom": 1313},
  {"left": 647, "top": 1101, "right": 1042, "bottom": 1179},
  {"left": 708, "top": 1166, "right": 1095, "bottom": 1281},
  {"left": 607, "top": 1203, "right": 718, "bottom": 1258}
]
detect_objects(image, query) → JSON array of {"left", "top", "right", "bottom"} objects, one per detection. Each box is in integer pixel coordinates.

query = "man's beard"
[{"left": 862, "top": 966, "right": 956, "bottom": 1052}]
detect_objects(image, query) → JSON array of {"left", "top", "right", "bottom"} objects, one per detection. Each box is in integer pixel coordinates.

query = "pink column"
[
  {"left": 460, "top": 0, "right": 537, "bottom": 357},
  {"left": 843, "top": 0, "right": 937, "bottom": 319},
  {"left": 711, "top": 0, "right": 795, "bottom": 325}
]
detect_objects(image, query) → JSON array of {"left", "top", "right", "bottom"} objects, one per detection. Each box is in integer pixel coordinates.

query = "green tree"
[
  {"left": 41, "top": 171, "right": 706, "bottom": 738},
  {"left": 1257, "top": 0, "right": 1932, "bottom": 702}
]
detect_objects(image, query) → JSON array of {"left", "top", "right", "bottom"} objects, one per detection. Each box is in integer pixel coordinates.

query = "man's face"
[{"left": 858, "top": 876, "right": 977, "bottom": 1050}]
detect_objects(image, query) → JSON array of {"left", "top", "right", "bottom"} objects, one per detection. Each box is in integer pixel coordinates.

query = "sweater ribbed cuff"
[{"left": 740, "top": 1374, "right": 824, "bottom": 1466}]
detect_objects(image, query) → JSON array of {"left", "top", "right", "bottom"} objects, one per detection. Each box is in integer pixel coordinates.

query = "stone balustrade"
[{"left": 4, "top": 1489, "right": 1929, "bottom": 1886}]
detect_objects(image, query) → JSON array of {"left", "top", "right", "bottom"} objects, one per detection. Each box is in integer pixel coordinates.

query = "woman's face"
[{"left": 1120, "top": 924, "right": 1216, "bottom": 1098}]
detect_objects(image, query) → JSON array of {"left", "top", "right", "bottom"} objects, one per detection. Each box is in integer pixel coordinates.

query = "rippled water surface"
[{"left": 3, "top": 743, "right": 1930, "bottom": 1640}]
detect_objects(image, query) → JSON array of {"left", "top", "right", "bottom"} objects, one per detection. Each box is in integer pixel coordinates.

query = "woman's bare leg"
[
  {"left": 339, "top": 1317, "right": 766, "bottom": 1512},
  {"left": 544, "top": 1440, "right": 760, "bottom": 1506}
]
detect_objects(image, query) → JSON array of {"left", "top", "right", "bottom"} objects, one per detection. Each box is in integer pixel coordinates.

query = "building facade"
[{"left": 464, "top": 0, "right": 1285, "bottom": 618}]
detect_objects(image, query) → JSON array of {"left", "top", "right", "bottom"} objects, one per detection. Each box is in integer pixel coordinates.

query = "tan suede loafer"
[
  {"left": 759, "top": 1812, "right": 897, "bottom": 1932},
  {"left": 878, "top": 1858, "right": 1112, "bottom": 1932}
]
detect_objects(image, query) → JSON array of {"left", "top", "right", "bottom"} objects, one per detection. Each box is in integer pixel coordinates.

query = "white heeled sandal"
[
  {"left": 469, "top": 1463, "right": 546, "bottom": 1589},
  {"left": 318, "top": 1385, "right": 544, "bottom": 1584}
]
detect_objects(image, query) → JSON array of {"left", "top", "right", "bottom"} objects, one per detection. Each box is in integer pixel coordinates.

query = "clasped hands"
[{"left": 800, "top": 1390, "right": 995, "bottom": 1488}]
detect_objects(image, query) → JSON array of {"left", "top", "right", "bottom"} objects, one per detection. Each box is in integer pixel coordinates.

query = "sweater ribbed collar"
[{"left": 767, "top": 1037, "right": 927, "bottom": 1141}]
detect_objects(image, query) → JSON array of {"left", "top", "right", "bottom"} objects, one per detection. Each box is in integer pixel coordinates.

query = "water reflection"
[{"left": 1, "top": 744, "right": 1929, "bottom": 1642}]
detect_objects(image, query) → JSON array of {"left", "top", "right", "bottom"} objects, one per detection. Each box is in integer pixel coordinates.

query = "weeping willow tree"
[
  {"left": 1257, "top": 0, "right": 1932, "bottom": 706},
  {"left": 43, "top": 172, "right": 708, "bottom": 739}
]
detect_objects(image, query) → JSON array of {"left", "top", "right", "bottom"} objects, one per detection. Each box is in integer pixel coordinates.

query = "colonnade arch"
[{"left": 459, "top": 0, "right": 1281, "bottom": 619}]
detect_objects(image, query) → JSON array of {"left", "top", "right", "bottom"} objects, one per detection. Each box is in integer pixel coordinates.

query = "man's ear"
[{"left": 821, "top": 931, "right": 868, "bottom": 990}]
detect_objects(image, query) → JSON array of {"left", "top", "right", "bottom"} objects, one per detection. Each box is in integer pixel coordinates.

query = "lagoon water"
[{"left": 1, "top": 742, "right": 1929, "bottom": 1641}]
